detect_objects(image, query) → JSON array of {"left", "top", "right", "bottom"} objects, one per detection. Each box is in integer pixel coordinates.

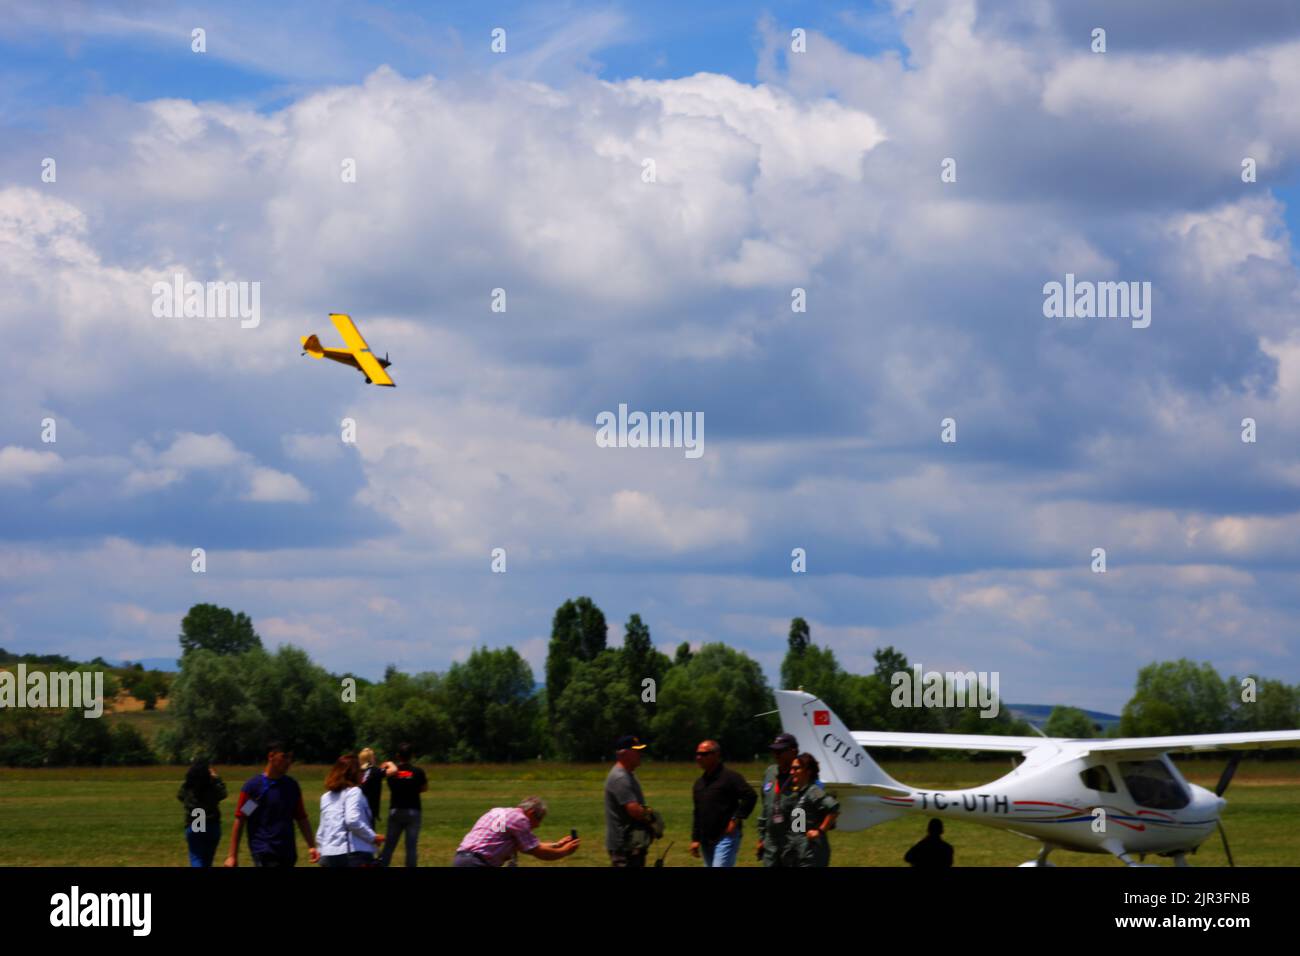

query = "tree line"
[{"left": 2, "top": 601, "right": 1297, "bottom": 766}]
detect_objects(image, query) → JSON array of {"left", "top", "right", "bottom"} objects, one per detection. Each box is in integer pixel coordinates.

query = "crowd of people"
[{"left": 176, "top": 732, "right": 953, "bottom": 868}]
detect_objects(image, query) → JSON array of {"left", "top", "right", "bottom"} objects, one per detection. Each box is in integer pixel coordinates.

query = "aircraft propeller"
[
  {"left": 1214, "top": 752, "right": 1242, "bottom": 867},
  {"left": 1214, "top": 752, "right": 1242, "bottom": 797}
]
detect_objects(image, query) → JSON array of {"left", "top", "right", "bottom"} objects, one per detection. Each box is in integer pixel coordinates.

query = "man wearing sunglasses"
[
  {"left": 689, "top": 740, "right": 757, "bottom": 867},
  {"left": 755, "top": 732, "right": 798, "bottom": 867}
]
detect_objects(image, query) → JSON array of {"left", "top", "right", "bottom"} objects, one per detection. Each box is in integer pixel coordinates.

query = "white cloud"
[
  {"left": 3, "top": 6, "right": 1300, "bottom": 700},
  {"left": 0, "top": 446, "right": 60, "bottom": 486},
  {"left": 244, "top": 466, "right": 312, "bottom": 503},
  {"left": 157, "top": 432, "right": 244, "bottom": 470}
]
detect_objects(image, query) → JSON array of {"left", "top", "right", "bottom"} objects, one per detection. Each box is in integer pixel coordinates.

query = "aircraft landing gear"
[{"left": 1017, "top": 845, "right": 1057, "bottom": 867}]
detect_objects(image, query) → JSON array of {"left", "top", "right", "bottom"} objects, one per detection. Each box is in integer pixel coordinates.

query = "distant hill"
[
  {"left": 112, "top": 657, "right": 178, "bottom": 673},
  {"left": 0, "top": 648, "right": 177, "bottom": 673},
  {"left": 1007, "top": 703, "right": 1121, "bottom": 732}
]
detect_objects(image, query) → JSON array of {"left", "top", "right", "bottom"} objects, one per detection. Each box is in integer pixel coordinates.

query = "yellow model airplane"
[{"left": 301, "top": 313, "right": 395, "bottom": 386}]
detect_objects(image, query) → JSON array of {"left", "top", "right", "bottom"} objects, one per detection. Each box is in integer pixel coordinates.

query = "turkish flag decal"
[{"left": 813, "top": 710, "right": 830, "bottom": 725}]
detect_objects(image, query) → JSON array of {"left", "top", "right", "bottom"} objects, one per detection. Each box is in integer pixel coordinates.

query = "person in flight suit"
[
  {"left": 771, "top": 753, "right": 839, "bottom": 868},
  {"left": 756, "top": 732, "right": 798, "bottom": 867}
]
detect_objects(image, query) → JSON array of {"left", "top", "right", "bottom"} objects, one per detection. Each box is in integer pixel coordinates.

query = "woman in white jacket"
[{"left": 317, "top": 754, "right": 384, "bottom": 867}]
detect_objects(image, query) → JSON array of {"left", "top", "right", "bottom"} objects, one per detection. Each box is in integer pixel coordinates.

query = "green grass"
[{"left": 1, "top": 758, "right": 1296, "bottom": 867}]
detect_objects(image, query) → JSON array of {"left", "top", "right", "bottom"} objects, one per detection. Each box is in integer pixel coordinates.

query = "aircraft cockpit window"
[
  {"left": 1079, "top": 765, "right": 1116, "bottom": 793},
  {"left": 1119, "top": 759, "right": 1189, "bottom": 810}
]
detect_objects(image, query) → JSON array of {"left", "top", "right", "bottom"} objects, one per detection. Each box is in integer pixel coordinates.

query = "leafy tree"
[
  {"left": 160, "top": 650, "right": 261, "bottom": 761},
  {"left": 46, "top": 708, "right": 114, "bottom": 765},
  {"left": 1044, "top": 705, "right": 1096, "bottom": 738},
  {"left": 621, "top": 614, "right": 671, "bottom": 733},
  {"left": 674, "top": 642, "right": 693, "bottom": 667},
  {"left": 1227, "top": 676, "right": 1300, "bottom": 733},
  {"left": 651, "top": 644, "right": 776, "bottom": 759},
  {"left": 788, "top": 617, "right": 810, "bottom": 656},
  {"left": 166, "top": 646, "right": 353, "bottom": 761},
  {"left": 179, "top": 604, "right": 262, "bottom": 657},
  {"left": 253, "top": 646, "right": 355, "bottom": 761},
  {"left": 873, "top": 646, "right": 908, "bottom": 683},
  {"left": 353, "top": 669, "right": 453, "bottom": 761},
  {"left": 1120, "top": 659, "right": 1232, "bottom": 737},
  {"left": 123, "top": 668, "right": 169, "bottom": 710},
  {"left": 777, "top": 623, "right": 895, "bottom": 732},
  {"left": 107, "top": 723, "right": 157, "bottom": 765},
  {"left": 780, "top": 631, "right": 842, "bottom": 701},
  {"left": 443, "top": 647, "right": 540, "bottom": 761},
  {"left": 0, "top": 736, "right": 45, "bottom": 767},
  {"left": 621, "top": 614, "right": 658, "bottom": 680},
  {"left": 544, "top": 597, "right": 607, "bottom": 725},
  {"left": 552, "top": 650, "right": 642, "bottom": 760}
]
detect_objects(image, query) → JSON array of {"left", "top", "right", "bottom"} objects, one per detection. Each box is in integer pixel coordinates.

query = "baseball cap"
[
  {"left": 769, "top": 733, "right": 798, "bottom": 752},
  {"left": 616, "top": 735, "right": 648, "bottom": 751}
]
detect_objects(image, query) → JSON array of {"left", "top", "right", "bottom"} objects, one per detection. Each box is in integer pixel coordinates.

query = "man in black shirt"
[
  {"left": 380, "top": 743, "right": 428, "bottom": 867},
  {"left": 904, "top": 818, "right": 954, "bottom": 867},
  {"left": 689, "top": 739, "right": 757, "bottom": 867}
]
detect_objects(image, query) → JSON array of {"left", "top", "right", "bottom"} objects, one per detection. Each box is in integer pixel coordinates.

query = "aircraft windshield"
[
  {"left": 1079, "top": 765, "right": 1116, "bottom": 793},
  {"left": 1119, "top": 759, "right": 1189, "bottom": 810}
]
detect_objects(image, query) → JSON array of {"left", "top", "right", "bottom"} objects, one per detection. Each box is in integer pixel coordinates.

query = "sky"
[{"left": 2, "top": 0, "right": 1300, "bottom": 713}]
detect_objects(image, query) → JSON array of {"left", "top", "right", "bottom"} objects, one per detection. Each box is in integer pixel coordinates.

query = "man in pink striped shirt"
[{"left": 453, "top": 797, "right": 581, "bottom": 867}]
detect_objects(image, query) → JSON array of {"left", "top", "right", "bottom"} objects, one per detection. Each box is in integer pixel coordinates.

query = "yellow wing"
[
  {"left": 330, "top": 313, "right": 370, "bottom": 352},
  {"left": 355, "top": 350, "right": 394, "bottom": 386},
  {"left": 330, "top": 313, "right": 394, "bottom": 385}
]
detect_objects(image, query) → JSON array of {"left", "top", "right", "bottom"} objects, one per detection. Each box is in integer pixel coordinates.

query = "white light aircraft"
[{"left": 775, "top": 689, "right": 1300, "bottom": 866}]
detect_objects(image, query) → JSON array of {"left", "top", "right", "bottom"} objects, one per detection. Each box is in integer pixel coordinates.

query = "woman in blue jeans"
[{"left": 178, "top": 759, "right": 227, "bottom": 867}]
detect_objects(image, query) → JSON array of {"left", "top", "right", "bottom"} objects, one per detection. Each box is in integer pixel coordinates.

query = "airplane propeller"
[
  {"left": 1214, "top": 752, "right": 1242, "bottom": 797},
  {"left": 1214, "top": 752, "right": 1242, "bottom": 867},
  {"left": 1217, "top": 822, "right": 1235, "bottom": 867}
]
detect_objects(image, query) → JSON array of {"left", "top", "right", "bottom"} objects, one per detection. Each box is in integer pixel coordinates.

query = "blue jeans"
[
  {"left": 381, "top": 808, "right": 421, "bottom": 867},
  {"left": 185, "top": 823, "right": 221, "bottom": 867},
  {"left": 702, "top": 827, "right": 741, "bottom": 867}
]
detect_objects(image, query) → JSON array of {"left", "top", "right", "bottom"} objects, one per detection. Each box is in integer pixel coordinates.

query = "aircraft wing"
[
  {"left": 330, "top": 313, "right": 371, "bottom": 352},
  {"left": 1075, "top": 729, "right": 1300, "bottom": 757},
  {"left": 330, "top": 313, "right": 393, "bottom": 385},
  {"left": 354, "top": 350, "right": 394, "bottom": 386},
  {"left": 852, "top": 731, "right": 1045, "bottom": 754}
]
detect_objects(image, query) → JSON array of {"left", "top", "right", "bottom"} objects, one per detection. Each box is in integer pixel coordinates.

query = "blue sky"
[{"left": 3, "top": 0, "right": 1300, "bottom": 713}]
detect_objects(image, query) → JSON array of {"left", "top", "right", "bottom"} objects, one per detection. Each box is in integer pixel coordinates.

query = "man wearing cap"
[
  {"left": 605, "top": 734, "right": 654, "bottom": 867},
  {"left": 755, "top": 732, "right": 798, "bottom": 867}
]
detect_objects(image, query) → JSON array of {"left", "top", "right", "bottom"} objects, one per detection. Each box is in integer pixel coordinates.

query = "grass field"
[{"left": 1, "top": 758, "right": 1297, "bottom": 867}]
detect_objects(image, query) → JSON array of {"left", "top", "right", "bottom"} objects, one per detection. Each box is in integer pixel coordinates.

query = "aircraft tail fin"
[
  {"left": 301, "top": 334, "right": 324, "bottom": 358},
  {"left": 774, "top": 689, "right": 906, "bottom": 792}
]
